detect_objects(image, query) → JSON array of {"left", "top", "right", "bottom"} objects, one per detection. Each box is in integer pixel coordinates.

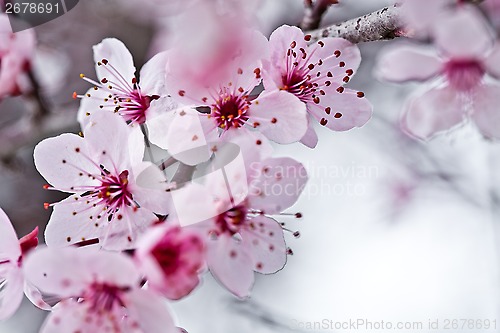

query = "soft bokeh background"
[{"left": 2, "top": 0, "right": 500, "bottom": 332}]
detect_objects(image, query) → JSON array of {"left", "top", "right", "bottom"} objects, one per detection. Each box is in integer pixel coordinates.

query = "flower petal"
[
  {"left": 0, "top": 268, "right": 24, "bottom": 320},
  {"left": 377, "top": 45, "right": 442, "bottom": 83},
  {"left": 433, "top": 8, "right": 494, "bottom": 58},
  {"left": 84, "top": 111, "right": 141, "bottom": 171},
  {"left": 125, "top": 289, "right": 177, "bottom": 333},
  {"left": 139, "top": 51, "right": 169, "bottom": 96},
  {"left": 250, "top": 90, "right": 307, "bottom": 144},
  {"left": 402, "top": 86, "right": 466, "bottom": 140},
  {"left": 40, "top": 300, "right": 132, "bottom": 333},
  {"left": 308, "top": 88, "right": 372, "bottom": 131},
  {"left": 207, "top": 236, "right": 254, "bottom": 298},
  {"left": 309, "top": 37, "right": 362, "bottom": 84},
  {"left": 485, "top": 44, "right": 500, "bottom": 79},
  {"left": 34, "top": 133, "right": 100, "bottom": 192},
  {"left": 24, "top": 247, "right": 140, "bottom": 298},
  {"left": 471, "top": 84, "right": 500, "bottom": 139},
  {"left": 299, "top": 119, "right": 318, "bottom": 148},
  {"left": 0, "top": 208, "right": 20, "bottom": 260},
  {"left": 131, "top": 162, "right": 170, "bottom": 215},
  {"left": 93, "top": 38, "right": 136, "bottom": 86},
  {"left": 240, "top": 216, "right": 287, "bottom": 275},
  {"left": 248, "top": 157, "right": 308, "bottom": 214},
  {"left": 163, "top": 108, "right": 218, "bottom": 166}
]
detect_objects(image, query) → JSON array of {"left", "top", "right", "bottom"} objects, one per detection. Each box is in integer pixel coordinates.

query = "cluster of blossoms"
[
  {"left": 0, "top": 20, "right": 372, "bottom": 331},
  {"left": 378, "top": 1, "right": 500, "bottom": 140}
]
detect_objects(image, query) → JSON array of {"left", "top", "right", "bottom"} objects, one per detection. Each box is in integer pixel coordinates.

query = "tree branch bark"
[{"left": 307, "top": 4, "right": 403, "bottom": 44}]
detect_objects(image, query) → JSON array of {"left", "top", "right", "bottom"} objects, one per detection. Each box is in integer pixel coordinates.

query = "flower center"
[
  {"left": 86, "top": 282, "right": 129, "bottom": 313},
  {"left": 281, "top": 71, "right": 314, "bottom": 103},
  {"left": 77, "top": 59, "right": 160, "bottom": 124},
  {"left": 212, "top": 93, "right": 250, "bottom": 130},
  {"left": 93, "top": 170, "right": 133, "bottom": 212},
  {"left": 151, "top": 243, "right": 180, "bottom": 276},
  {"left": 116, "top": 90, "right": 159, "bottom": 125},
  {"left": 216, "top": 204, "right": 248, "bottom": 235},
  {"left": 444, "top": 59, "right": 485, "bottom": 92}
]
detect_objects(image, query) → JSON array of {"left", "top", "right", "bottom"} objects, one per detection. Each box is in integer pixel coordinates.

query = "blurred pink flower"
[
  {"left": 377, "top": 8, "right": 500, "bottom": 140},
  {"left": 0, "top": 208, "right": 48, "bottom": 320},
  {"left": 262, "top": 25, "right": 372, "bottom": 148},
  {"left": 24, "top": 247, "right": 177, "bottom": 333},
  {"left": 484, "top": 0, "right": 500, "bottom": 28},
  {"left": 400, "top": 0, "right": 455, "bottom": 36},
  {"left": 34, "top": 112, "right": 170, "bottom": 250},
  {"left": 135, "top": 223, "right": 206, "bottom": 300},
  {"left": 76, "top": 38, "right": 174, "bottom": 127},
  {"left": 0, "top": 14, "right": 35, "bottom": 99},
  {"left": 156, "top": 29, "right": 307, "bottom": 150},
  {"left": 174, "top": 157, "right": 307, "bottom": 297}
]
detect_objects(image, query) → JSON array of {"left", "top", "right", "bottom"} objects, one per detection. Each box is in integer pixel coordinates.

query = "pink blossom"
[
  {"left": 0, "top": 14, "right": 36, "bottom": 99},
  {"left": 484, "top": 0, "right": 500, "bottom": 28},
  {"left": 75, "top": 38, "right": 175, "bottom": 127},
  {"left": 0, "top": 208, "right": 46, "bottom": 320},
  {"left": 400, "top": 0, "right": 455, "bottom": 36},
  {"left": 23, "top": 247, "right": 177, "bottom": 333},
  {"left": 148, "top": 29, "right": 307, "bottom": 158},
  {"left": 171, "top": 156, "right": 307, "bottom": 297},
  {"left": 262, "top": 25, "right": 372, "bottom": 148},
  {"left": 134, "top": 223, "right": 206, "bottom": 300},
  {"left": 34, "top": 111, "right": 170, "bottom": 250},
  {"left": 377, "top": 8, "right": 500, "bottom": 140}
]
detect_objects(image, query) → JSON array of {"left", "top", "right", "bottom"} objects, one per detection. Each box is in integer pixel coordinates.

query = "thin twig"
[{"left": 300, "top": 0, "right": 339, "bottom": 31}]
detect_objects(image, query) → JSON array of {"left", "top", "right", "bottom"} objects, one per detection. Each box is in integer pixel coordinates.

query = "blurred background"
[{"left": 2, "top": 0, "right": 500, "bottom": 332}]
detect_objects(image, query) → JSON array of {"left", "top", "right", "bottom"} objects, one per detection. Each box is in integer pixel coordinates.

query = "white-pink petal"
[
  {"left": 402, "top": 86, "right": 466, "bottom": 140},
  {"left": 377, "top": 45, "right": 442, "bottom": 83},
  {"left": 0, "top": 268, "right": 24, "bottom": 320},
  {"left": 207, "top": 236, "right": 254, "bottom": 298},
  {"left": 34, "top": 133, "right": 100, "bottom": 192},
  {"left": 240, "top": 216, "right": 287, "bottom": 275},
  {"left": 471, "top": 85, "right": 500, "bottom": 139},
  {"left": 249, "top": 157, "right": 308, "bottom": 214},
  {"left": 250, "top": 90, "right": 308, "bottom": 144},
  {"left": 24, "top": 247, "right": 140, "bottom": 298},
  {"left": 125, "top": 289, "right": 177, "bottom": 333},
  {"left": 433, "top": 7, "right": 494, "bottom": 58},
  {"left": 308, "top": 88, "right": 372, "bottom": 131},
  {"left": 93, "top": 38, "right": 136, "bottom": 87}
]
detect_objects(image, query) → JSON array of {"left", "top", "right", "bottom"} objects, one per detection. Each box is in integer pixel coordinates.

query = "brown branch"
[
  {"left": 307, "top": 4, "right": 403, "bottom": 44},
  {"left": 300, "top": 0, "right": 339, "bottom": 31}
]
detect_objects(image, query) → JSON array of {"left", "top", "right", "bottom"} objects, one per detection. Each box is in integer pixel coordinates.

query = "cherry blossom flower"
[
  {"left": 0, "top": 14, "right": 36, "bottom": 99},
  {"left": 170, "top": 156, "right": 307, "bottom": 297},
  {"left": 400, "top": 0, "right": 456, "bottom": 36},
  {"left": 377, "top": 8, "right": 500, "bottom": 140},
  {"left": 0, "top": 208, "right": 46, "bottom": 320},
  {"left": 24, "top": 246, "right": 177, "bottom": 333},
  {"left": 148, "top": 29, "right": 307, "bottom": 159},
  {"left": 134, "top": 223, "right": 206, "bottom": 300},
  {"left": 34, "top": 111, "right": 170, "bottom": 250},
  {"left": 262, "top": 25, "right": 372, "bottom": 148},
  {"left": 75, "top": 38, "right": 174, "bottom": 127}
]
